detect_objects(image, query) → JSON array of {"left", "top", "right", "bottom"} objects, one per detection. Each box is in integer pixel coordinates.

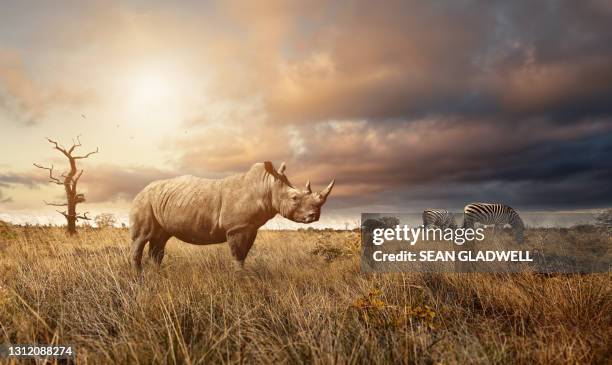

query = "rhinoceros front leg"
[
  {"left": 148, "top": 232, "right": 171, "bottom": 266},
  {"left": 227, "top": 227, "right": 257, "bottom": 270}
]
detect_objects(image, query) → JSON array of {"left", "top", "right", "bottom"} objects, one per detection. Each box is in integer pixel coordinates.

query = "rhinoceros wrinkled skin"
[{"left": 130, "top": 161, "right": 334, "bottom": 271}]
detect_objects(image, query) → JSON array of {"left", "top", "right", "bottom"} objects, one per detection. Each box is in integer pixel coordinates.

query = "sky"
[{"left": 1, "top": 0, "right": 612, "bottom": 227}]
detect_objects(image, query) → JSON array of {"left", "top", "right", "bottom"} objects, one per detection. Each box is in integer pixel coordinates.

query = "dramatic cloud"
[
  {"left": 0, "top": 171, "right": 47, "bottom": 188},
  {"left": 0, "top": 162, "right": 177, "bottom": 206},
  {"left": 1, "top": 0, "right": 611, "bottom": 218},
  {"left": 194, "top": 0, "right": 612, "bottom": 124},
  {"left": 78, "top": 165, "right": 176, "bottom": 203},
  {"left": 0, "top": 53, "right": 94, "bottom": 124},
  {"left": 169, "top": 0, "right": 612, "bottom": 210},
  {"left": 174, "top": 116, "right": 612, "bottom": 207}
]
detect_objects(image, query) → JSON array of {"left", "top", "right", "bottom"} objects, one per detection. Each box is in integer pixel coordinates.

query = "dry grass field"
[{"left": 0, "top": 222, "right": 610, "bottom": 364}]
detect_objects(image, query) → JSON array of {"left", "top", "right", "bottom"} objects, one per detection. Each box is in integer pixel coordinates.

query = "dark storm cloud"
[
  {"left": 291, "top": 118, "right": 612, "bottom": 208},
  {"left": 264, "top": 0, "right": 612, "bottom": 124},
  {"left": 446, "top": 132, "right": 612, "bottom": 184},
  {"left": 349, "top": 132, "right": 612, "bottom": 211},
  {"left": 358, "top": 172, "right": 612, "bottom": 213}
]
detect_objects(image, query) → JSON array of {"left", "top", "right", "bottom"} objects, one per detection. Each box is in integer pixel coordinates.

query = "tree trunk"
[
  {"left": 64, "top": 165, "right": 78, "bottom": 235},
  {"left": 66, "top": 199, "right": 77, "bottom": 235}
]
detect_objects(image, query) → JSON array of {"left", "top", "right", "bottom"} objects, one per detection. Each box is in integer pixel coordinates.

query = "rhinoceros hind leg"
[
  {"left": 131, "top": 236, "right": 148, "bottom": 272},
  {"left": 149, "top": 233, "right": 170, "bottom": 266}
]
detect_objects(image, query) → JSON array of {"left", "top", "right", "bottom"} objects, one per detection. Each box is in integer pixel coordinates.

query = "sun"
[
  {"left": 130, "top": 72, "right": 173, "bottom": 107},
  {"left": 120, "top": 61, "right": 197, "bottom": 123}
]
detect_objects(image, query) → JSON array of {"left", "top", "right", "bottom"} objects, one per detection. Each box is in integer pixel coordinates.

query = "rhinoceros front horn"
[
  {"left": 305, "top": 180, "right": 311, "bottom": 193},
  {"left": 320, "top": 179, "right": 335, "bottom": 199}
]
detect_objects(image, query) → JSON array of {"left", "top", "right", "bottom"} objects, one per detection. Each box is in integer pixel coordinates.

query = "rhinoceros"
[{"left": 130, "top": 161, "right": 334, "bottom": 271}]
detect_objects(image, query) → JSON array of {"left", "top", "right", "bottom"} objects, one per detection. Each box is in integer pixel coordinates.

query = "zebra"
[
  {"left": 422, "top": 209, "right": 458, "bottom": 229},
  {"left": 462, "top": 203, "right": 525, "bottom": 243}
]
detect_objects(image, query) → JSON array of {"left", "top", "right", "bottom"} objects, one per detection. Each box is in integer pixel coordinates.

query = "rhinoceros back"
[{"left": 131, "top": 176, "right": 226, "bottom": 244}]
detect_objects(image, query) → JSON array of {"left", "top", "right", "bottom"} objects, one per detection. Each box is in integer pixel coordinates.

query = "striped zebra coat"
[
  {"left": 422, "top": 209, "right": 457, "bottom": 229},
  {"left": 463, "top": 203, "right": 525, "bottom": 243}
]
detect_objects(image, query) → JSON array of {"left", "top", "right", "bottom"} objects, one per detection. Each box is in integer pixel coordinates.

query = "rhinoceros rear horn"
[
  {"left": 278, "top": 162, "right": 286, "bottom": 175},
  {"left": 305, "top": 180, "right": 311, "bottom": 193},
  {"left": 320, "top": 179, "right": 335, "bottom": 199}
]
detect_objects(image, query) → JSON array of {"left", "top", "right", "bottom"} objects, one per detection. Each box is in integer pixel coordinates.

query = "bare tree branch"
[
  {"left": 74, "top": 147, "right": 99, "bottom": 159},
  {"left": 33, "top": 163, "right": 63, "bottom": 185},
  {"left": 68, "top": 134, "right": 82, "bottom": 154},
  {"left": 46, "top": 137, "right": 62, "bottom": 150},
  {"left": 45, "top": 137, "right": 69, "bottom": 156},
  {"left": 76, "top": 212, "right": 91, "bottom": 221},
  {"left": 44, "top": 200, "right": 68, "bottom": 207},
  {"left": 74, "top": 169, "right": 84, "bottom": 184},
  {"left": 57, "top": 210, "right": 68, "bottom": 218}
]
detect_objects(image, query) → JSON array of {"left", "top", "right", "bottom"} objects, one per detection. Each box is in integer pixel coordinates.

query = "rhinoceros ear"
[
  {"left": 264, "top": 161, "right": 285, "bottom": 179},
  {"left": 264, "top": 161, "right": 276, "bottom": 175}
]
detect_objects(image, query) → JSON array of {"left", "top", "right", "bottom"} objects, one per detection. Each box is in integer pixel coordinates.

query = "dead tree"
[{"left": 34, "top": 136, "right": 99, "bottom": 235}]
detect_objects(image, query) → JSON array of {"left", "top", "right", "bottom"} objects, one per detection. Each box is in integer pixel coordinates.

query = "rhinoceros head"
[{"left": 265, "top": 161, "right": 334, "bottom": 224}]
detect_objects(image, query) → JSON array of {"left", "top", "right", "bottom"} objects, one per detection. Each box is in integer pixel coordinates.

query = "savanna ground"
[{"left": 0, "top": 222, "right": 610, "bottom": 364}]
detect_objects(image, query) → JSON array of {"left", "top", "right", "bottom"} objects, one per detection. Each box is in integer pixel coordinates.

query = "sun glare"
[
  {"left": 130, "top": 72, "right": 173, "bottom": 107},
  {"left": 119, "top": 61, "right": 201, "bottom": 126}
]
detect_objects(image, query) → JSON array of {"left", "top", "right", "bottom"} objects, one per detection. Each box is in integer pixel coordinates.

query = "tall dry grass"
[{"left": 0, "top": 224, "right": 610, "bottom": 364}]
